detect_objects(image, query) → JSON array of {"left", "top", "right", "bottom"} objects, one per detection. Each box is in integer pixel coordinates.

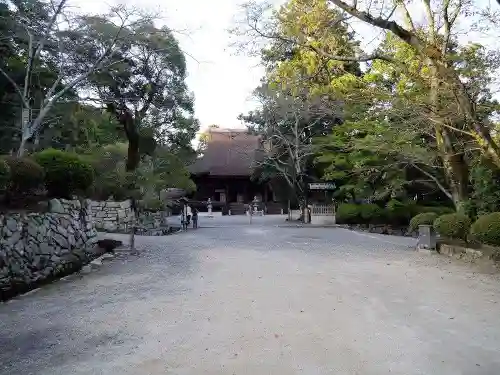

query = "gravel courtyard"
[{"left": 1, "top": 216, "right": 500, "bottom": 375}]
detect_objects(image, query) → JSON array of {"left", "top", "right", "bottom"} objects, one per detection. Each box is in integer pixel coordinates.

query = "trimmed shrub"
[
  {"left": 0, "top": 158, "right": 10, "bottom": 191},
  {"left": 360, "top": 203, "right": 385, "bottom": 224},
  {"left": 408, "top": 212, "right": 439, "bottom": 233},
  {"left": 470, "top": 212, "right": 500, "bottom": 247},
  {"left": 433, "top": 213, "right": 471, "bottom": 240},
  {"left": 412, "top": 205, "right": 455, "bottom": 217},
  {"left": 385, "top": 199, "right": 412, "bottom": 226},
  {"left": 34, "top": 148, "right": 94, "bottom": 198},
  {"left": 3, "top": 156, "right": 45, "bottom": 195},
  {"left": 336, "top": 203, "right": 361, "bottom": 224}
]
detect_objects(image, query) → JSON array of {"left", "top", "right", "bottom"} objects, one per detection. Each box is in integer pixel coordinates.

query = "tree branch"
[{"left": 410, "top": 162, "right": 452, "bottom": 199}]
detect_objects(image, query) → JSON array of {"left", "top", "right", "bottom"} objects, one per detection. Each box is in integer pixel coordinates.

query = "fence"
[
  {"left": 310, "top": 204, "right": 335, "bottom": 216},
  {"left": 310, "top": 204, "right": 336, "bottom": 225}
]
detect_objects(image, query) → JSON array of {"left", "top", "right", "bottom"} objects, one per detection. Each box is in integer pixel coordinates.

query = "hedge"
[
  {"left": 433, "top": 213, "right": 471, "bottom": 241},
  {"left": 336, "top": 203, "right": 360, "bottom": 224},
  {"left": 408, "top": 212, "right": 439, "bottom": 233},
  {"left": 360, "top": 203, "right": 385, "bottom": 224},
  {"left": 412, "top": 205, "right": 455, "bottom": 217},
  {"left": 34, "top": 149, "right": 94, "bottom": 198},
  {"left": 470, "top": 212, "right": 500, "bottom": 247},
  {"left": 385, "top": 199, "right": 412, "bottom": 225},
  {"left": 2, "top": 156, "right": 45, "bottom": 195}
]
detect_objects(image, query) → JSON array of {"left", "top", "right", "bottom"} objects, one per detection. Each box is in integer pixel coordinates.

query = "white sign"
[{"left": 308, "top": 182, "right": 336, "bottom": 190}]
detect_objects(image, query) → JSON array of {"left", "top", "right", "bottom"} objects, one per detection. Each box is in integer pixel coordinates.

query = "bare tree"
[{"left": 242, "top": 85, "right": 341, "bottom": 209}]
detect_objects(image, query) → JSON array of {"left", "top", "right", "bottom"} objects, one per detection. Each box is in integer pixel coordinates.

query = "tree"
[
  {"left": 236, "top": 0, "right": 500, "bottom": 211},
  {"left": 320, "top": 0, "right": 500, "bottom": 169},
  {"left": 81, "top": 17, "right": 198, "bottom": 171},
  {"left": 241, "top": 84, "right": 340, "bottom": 205},
  {"left": 0, "top": 0, "right": 161, "bottom": 156}
]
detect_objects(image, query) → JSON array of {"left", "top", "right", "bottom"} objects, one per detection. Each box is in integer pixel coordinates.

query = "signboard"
[{"left": 308, "top": 182, "right": 336, "bottom": 190}]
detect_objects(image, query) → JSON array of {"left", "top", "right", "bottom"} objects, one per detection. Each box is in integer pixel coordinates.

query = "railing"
[{"left": 310, "top": 204, "right": 335, "bottom": 216}]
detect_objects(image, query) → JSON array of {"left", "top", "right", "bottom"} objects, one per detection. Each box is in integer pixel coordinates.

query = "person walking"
[{"left": 185, "top": 203, "right": 192, "bottom": 227}]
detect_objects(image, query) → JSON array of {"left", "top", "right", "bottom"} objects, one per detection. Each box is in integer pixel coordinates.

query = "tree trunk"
[
  {"left": 430, "top": 67, "right": 469, "bottom": 212},
  {"left": 17, "top": 136, "right": 27, "bottom": 157},
  {"left": 445, "top": 152, "right": 469, "bottom": 213}
]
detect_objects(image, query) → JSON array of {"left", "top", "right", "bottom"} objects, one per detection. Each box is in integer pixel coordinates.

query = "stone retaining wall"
[
  {"left": 90, "top": 199, "right": 171, "bottom": 234},
  {"left": 0, "top": 199, "right": 98, "bottom": 300},
  {"left": 90, "top": 200, "right": 134, "bottom": 232}
]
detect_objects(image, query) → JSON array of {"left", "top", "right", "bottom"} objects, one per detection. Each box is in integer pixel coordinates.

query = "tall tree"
[
  {"left": 81, "top": 19, "right": 198, "bottom": 170},
  {"left": 0, "top": 0, "right": 160, "bottom": 156},
  {"left": 242, "top": 84, "right": 340, "bottom": 205},
  {"left": 237, "top": 0, "right": 500, "bottom": 210}
]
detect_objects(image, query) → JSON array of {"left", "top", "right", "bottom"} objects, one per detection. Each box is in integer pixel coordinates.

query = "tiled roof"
[{"left": 189, "top": 129, "right": 262, "bottom": 176}]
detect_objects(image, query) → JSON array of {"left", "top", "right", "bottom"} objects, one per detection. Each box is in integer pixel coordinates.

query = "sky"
[{"left": 74, "top": 0, "right": 498, "bottom": 137}]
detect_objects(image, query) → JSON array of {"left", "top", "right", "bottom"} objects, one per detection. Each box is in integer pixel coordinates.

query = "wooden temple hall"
[{"left": 189, "top": 128, "right": 282, "bottom": 214}]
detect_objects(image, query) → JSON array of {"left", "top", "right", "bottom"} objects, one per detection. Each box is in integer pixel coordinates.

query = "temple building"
[{"left": 189, "top": 128, "right": 278, "bottom": 213}]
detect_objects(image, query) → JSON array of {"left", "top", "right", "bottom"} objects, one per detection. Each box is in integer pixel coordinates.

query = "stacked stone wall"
[{"left": 0, "top": 199, "right": 98, "bottom": 300}]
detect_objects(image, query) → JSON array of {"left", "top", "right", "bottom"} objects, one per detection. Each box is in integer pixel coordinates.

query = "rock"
[
  {"left": 6, "top": 218, "right": 18, "bottom": 232},
  {"left": 39, "top": 243, "right": 54, "bottom": 255},
  {"left": 103, "top": 222, "right": 117, "bottom": 232},
  {"left": 80, "top": 265, "right": 92, "bottom": 274},
  {"left": 49, "top": 199, "right": 66, "bottom": 214},
  {"left": 56, "top": 226, "right": 68, "bottom": 237},
  {"left": 90, "top": 258, "right": 102, "bottom": 267},
  {"left": 118, "top": 201, "right": 128, "bottom": 209},
  {"left": 27, "top": 223, "right": 39, "bottom": 238},
  {"left": 53, "top": 233, "right": 69, "bottom": 249},
  {"left": 6, "top": 231, "right": 21, "bottom": 247}
]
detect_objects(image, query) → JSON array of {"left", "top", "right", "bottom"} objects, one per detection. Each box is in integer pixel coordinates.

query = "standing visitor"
[
  {"left": 192, "top": 207, "right": 198, "bottom": 229},
  {"left": 186, "top": 203, "right": 192, "bottom": 227}
]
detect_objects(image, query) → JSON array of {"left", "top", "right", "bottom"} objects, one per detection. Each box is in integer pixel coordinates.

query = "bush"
[
  {"left": 34, "top": 149, "right": 94, "bottom": 198},
  {"left": 408, "top": 212, "right": 439, "bottom": 233},
  {"left": 412, "top": 205, "right": 455, "bottom": 217},
  {"left": 385, "top": 199, "right": 412, "bottom": 226},
  {"left": 0, "top": 159, "right": 10, "bottom": 191},
  {"left": 3, "top": 156, "right": 45, "bottom": 195},
  {"left": 336, "top": 203, "right": 361, "bottom": 224},
  {"left": 470, "top": 212, "right": 500, "bottom": 246},
  {"left": 433, "top": 213, "right": 471, "bottom": 240},
  {"left": 140, "top": 198, "right": 164, "bottom": 211},
  {"left": 360, "top": 203, "right": 385, "bottom": 224}
]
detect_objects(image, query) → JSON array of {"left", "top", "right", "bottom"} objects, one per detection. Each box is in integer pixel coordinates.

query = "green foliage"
[
  {"left": 385, "top": 199, "right": 412, "bottom": 226},
  {"left": 411, "top": 205, "right": 455, "bottom": 217},
  {"left": 408, "top": 212, "right": 439, "bottom": 233},
  {"left": 336, "top": 203, "right": 361, "bottom": 224},
  {"left": 140, "top": 198, "right": 164, "bottom": 212},
  {"left": 470, "top": 159, "right": 500, "bottom": 215},
  {"left": 360, "top": 203, "right": 385, "bottom": 224},
  {"left": 0, "top": 158, "right": 10, "bottom": 191},
  {"left": 37, "top": 104, "right": 125, "bottom": 152},
  {"left": 84, "top": 143, "right": 133, "bottom": 200},
  {"left": 34, "top": 149, "right": 94, "bottom": 198},
  {"left": 84, "top": 142, "right": 195, "bottom": 201},
  {"left": 433, "top": 213, "right": 471, "bottom": 240},
  {"left": 2, "top": 156, "right": 45, "bottom": 196},
  {"left": 470, "top": 213, "right": 500, "bottom": 247}
]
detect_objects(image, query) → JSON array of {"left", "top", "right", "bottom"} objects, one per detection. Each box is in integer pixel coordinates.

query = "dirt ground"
[{"left": 1, "top": 217, "right": 500, "bottom": 375}]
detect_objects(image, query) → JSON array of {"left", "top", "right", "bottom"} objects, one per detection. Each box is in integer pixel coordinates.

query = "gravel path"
[{"left": 1, "top": 216, "right": 500, "bottom": 375}]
